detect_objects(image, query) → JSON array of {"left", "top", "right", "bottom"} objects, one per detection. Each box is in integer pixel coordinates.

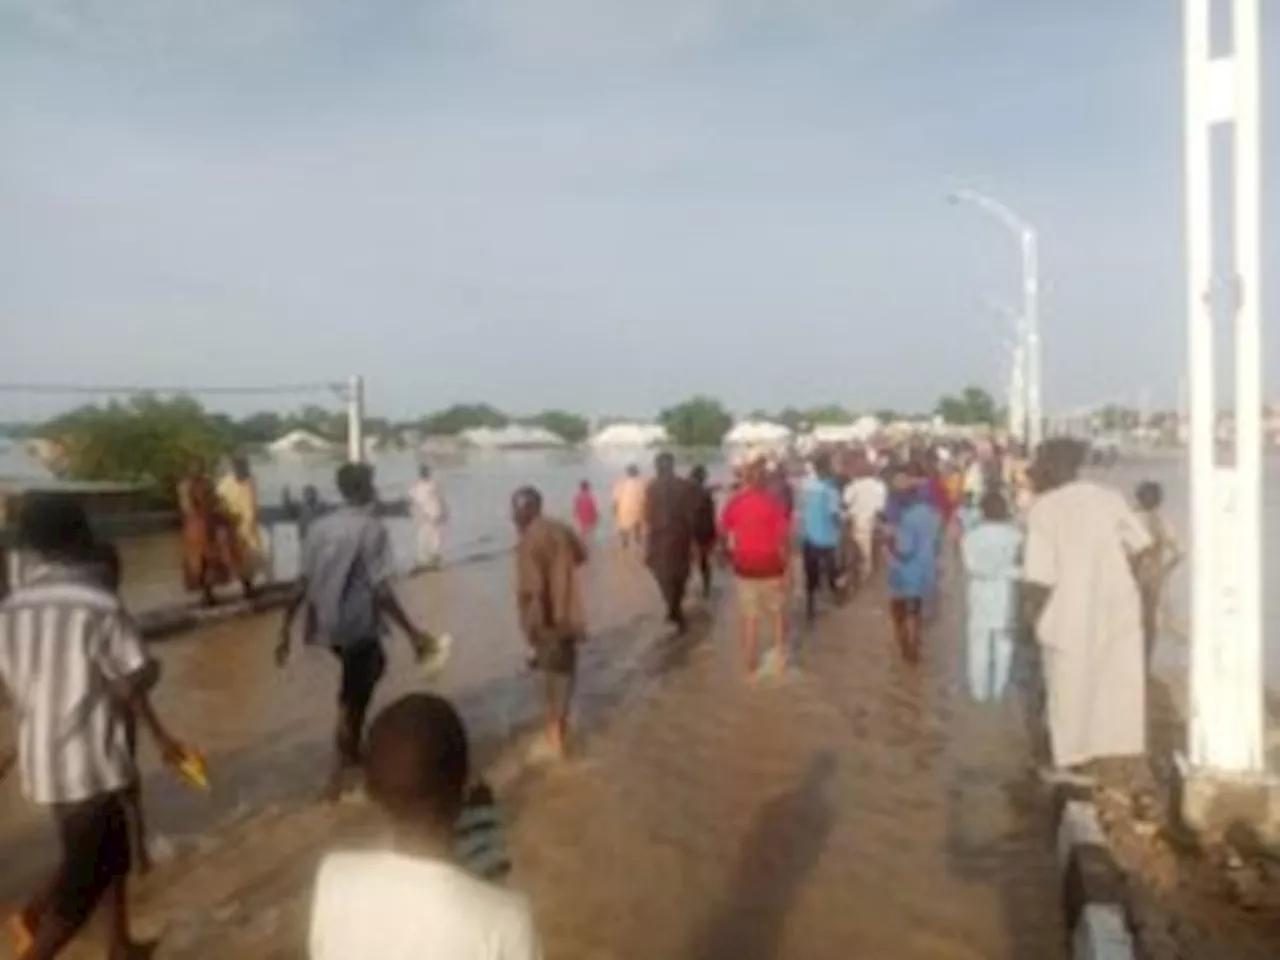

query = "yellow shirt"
[{"left": 612, "top": 477, "right": 647, "bottom": 531}]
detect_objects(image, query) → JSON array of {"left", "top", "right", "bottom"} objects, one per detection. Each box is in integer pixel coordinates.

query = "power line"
[{"left": 0, "top": 381, "right": 346, "bottom": 398}]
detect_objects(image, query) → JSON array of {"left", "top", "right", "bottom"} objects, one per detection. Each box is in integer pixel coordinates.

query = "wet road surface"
[
  {"left": 0, "top": 550, "right": 1068, "bottom": 959},
  {"left": 0, "top": 546, "right": 664, "bottom": 901}
]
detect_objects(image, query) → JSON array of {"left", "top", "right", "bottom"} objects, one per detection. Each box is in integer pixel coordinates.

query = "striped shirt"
[
  {"left": 0, "top": 564, "right": 148, "bottom": 805},
  {"left": 454, "top": 782, "right": 512, "bottom": 883}
]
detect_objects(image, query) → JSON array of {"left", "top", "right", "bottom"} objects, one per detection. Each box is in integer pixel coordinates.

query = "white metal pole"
[
  {"left": 346, "top": 374, "right": 365, "bottom": 464},
  {"left": 1184, "top": 0, "right": 1216, "bottom": 770},
  {"left": 1009, "top": 338, "right": 1026, "bottom": 447},
  {"left": 1229, "top": 0, "right": 1264, "bottom": 772},
  {"left": 1023, "top": 229, "right": 1042, "bottom": 451}
]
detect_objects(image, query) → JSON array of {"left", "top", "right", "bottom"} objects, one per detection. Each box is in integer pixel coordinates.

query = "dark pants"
[
  {"left": 48, "top": 792, "right": 132, "bottom": 928},
  {"left": 693, "top": 538, "right": 716, "bottom": 595},
  {"left": 802, "top": 543, "right": 841, "bottom": 613},
  {"left": 331, "top": 640, "right": 387, "bottom": 765},
  {"left": 655, "top": 568, "right": 689, "bottom": 627}
]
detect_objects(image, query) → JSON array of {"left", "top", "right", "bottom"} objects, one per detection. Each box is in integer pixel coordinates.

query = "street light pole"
[
  {"left": 1022, "top": 228, "right": 1042, "bottom": 449},
  {"left": 950, "top": 189, "right": 1042, "bottom": 449},
  {"left": 984, "top": 300, "right": 1027, "bottom": 443}
]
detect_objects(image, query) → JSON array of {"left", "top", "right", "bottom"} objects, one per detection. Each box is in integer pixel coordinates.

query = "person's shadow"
[{"left": 684, "top": 751, "right": 838, "bottom": 960}]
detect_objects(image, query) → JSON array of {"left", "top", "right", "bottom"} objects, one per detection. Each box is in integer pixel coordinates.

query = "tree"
[
  {"left": 934, "top": 385, "right": 998, "bottom": 426},
  {"left": 235, "top": 411, "right": 285, "bottom": 445},
  {"left": 775, "top": 407, "right": 806, "bottom": 431},
  {"left": 40, "top": 395, "right": 232, "bottom": 505},
  {"left": 658, "top": 395, "right": 733, "bottom": 448},
  {"left": 524, "top": 410, "right": 589, "bottom": 444},
  {"left": 801, "top": 404, "right": 853, "bottom": 425},
  {"left": 418, "top": 403, "right": 509, "bottom": 436}
]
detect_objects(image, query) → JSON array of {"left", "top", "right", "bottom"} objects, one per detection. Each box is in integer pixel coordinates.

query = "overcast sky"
[{"left": 1, "top": 1, "right": 1277, "bottom": 422}]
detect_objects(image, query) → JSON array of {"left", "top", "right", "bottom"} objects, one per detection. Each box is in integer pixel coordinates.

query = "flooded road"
[
  {"left": 0, "top": 547, "right": 669, "bottom": 904},
  {"left": 2, "top": 552, "right": 1073, "bottom": 959}
]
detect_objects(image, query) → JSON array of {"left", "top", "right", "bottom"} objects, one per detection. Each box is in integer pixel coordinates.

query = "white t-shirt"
[
  {"left": 309, "top": 851, "right": 542, "bottom": 960},
  {"left": 843, "top": 476, "right": 888, "bottom": 529}
]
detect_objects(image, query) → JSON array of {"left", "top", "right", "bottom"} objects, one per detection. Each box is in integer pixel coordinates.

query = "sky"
[{"left": 1, "top": 0, "right": 1277, "bottom": 423}]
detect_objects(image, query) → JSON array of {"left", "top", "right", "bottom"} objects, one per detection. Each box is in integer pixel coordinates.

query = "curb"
[{"left": 1051, "top": 782, "right": 1139, "bottom": 960}]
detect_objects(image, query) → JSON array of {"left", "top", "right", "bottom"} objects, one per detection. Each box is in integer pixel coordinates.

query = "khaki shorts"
[{"left": 736, "top": 576, "right": 787, "bottom": 618}]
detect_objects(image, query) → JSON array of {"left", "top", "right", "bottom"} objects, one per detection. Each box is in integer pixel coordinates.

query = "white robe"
[
  {"left": 408, "top": 480, "right": 447, "bottom": 565},
  {"left": 1023, "top": 480, "right": 1152, "bottom": 768}
]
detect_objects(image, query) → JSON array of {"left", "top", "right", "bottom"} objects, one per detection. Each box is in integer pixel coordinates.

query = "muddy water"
[{"left": 0, "top": 547, "right": 669, "bottom": 904}]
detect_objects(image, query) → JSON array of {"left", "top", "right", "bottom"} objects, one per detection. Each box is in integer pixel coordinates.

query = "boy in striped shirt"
[{"left": 0, "top": 495, "right": 186, "bottom": 960}]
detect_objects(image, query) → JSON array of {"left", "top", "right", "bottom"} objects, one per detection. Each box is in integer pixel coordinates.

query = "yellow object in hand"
[{"left": 171, "top": 749, "right": 209, "bottom": 791}]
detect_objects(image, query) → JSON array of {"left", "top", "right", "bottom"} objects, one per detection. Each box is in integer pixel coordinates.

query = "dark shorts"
[
  {"left": 532, "top": 634, "right": 579, "bottom": 676},
  {"left": 331, "top": 640, "right": 387, "bottom": 713},
  {"left": 49, "top": 791, "right": 131, "bottom": 926},
  {"left": 890, "top": 597, "right": 923, "bottom": 623}
]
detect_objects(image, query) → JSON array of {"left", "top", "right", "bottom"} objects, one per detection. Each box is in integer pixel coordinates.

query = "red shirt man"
[{"left": 720, "top": 469, "right": 793, "bottom": 677}]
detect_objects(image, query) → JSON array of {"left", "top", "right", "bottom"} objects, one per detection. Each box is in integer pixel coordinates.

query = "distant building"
[
  {"left": 267, "top": 430, "right": 335, "bottom": 456},
  {"left": 723, "top": 420, "right": 792, "bottom": 455},
  {"left": 459, "top": 425, "right": 566, "bottom": 450},
  {"left": 588, "top": 423, "right": 670, "bottom": 449}
]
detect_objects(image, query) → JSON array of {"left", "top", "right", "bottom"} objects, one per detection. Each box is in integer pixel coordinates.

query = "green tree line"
[{"left": 22, "top": 387, "right": 1002, "bottom": 499}]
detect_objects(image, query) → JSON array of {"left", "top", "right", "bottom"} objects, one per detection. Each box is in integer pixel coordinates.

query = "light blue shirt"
[
  {"left": 887, "top": 500, "right": 942, "bottom": 599},
  {"left": 799, "top": 476, "right": 842, "bottom": 548}
]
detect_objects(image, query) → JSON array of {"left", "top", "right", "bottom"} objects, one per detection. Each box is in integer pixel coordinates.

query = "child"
[
  {"left": 960, "top": 492, "right": 1023, "bottom": 702},
  {"left": 308, "top": 693, "right": 538, "bottom": 960},
  {"left": 1133, "top": 481, "right": 1184, "bottom": 667},
  {"left": 0, "top": 496, "right": 188, "bottom": 960},
  {"left": 572, "top": 480, "right": 599, "bottom": 544}
]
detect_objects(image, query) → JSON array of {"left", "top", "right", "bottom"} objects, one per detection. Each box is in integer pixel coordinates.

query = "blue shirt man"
[
  {"left": 798, "top": 457, "right": 846, "bottom": 621},
  {"left": 799, "top": 473, "right": 842, "bottom": 549}
]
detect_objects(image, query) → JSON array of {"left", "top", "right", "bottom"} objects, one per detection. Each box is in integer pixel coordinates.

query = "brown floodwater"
[{"left": 0, "top": 546, "right": 666, "bottom": 904}]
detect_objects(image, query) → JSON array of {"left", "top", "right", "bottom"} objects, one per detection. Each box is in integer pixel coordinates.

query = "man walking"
[
  {"left": 611, "top": 465, "right": 646, "bottom": 553},
  {"left": 645, "top": 452, "right": 698, "bottom": 632},
  {"left": 842, "top": 457, "right": 887, "bottom": 587},
  {"left": 278, "top": 462, "right": 451, "bottom": 800},
  {"left": 408, "top": 465, "right": 448, "bottom": 570},
  {"left": 512, "top": 487, "right": 587, "bottom": 761},
  {"left": 720, "top": 457, "right": 792, "bottom": 679},
  {"left": 798, "top": 452, "right": 844, "bottom": 621},
  {"left": 0, "top": 495, "right": 189, "bottom": 960}
]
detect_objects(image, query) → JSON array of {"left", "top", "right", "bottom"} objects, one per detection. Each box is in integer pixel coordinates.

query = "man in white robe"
[
  {"left": 1023, "top": 438, "right": 1152, "bottom": 778},
  {"left": 408, "top": 465, "right": 448, "bottom": 569}
]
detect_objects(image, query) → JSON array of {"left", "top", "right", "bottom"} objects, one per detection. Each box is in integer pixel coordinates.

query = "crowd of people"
[{"left": 0, "top": 434, "right": 1184, "bottom": 960}]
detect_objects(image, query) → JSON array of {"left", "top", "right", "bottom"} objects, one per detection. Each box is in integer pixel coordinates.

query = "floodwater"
[
  {"left": 4, "top": 442, "right": 1279, "bottom": 687},
  {"left": 5, "top": 446, "right": 730, "bottom": 613},
  {"left": 0, "top": 544, "right": 670, "bottom": 905},
  {"left": 0, "top": 446, "right": 1273, "bottom": 957}
]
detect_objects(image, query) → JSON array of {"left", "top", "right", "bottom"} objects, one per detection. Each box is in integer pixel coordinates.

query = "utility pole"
[
  {"left": 1180, "top": 0, "right": 1267, "bottom": 799},
  {"left": 346, "top": 375, "right": 365, "bottom": 464}
]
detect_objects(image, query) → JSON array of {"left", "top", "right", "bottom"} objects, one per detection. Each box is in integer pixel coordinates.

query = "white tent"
[
  {"left": 723, "top": 420, "right": 792, "bottom": 447},
  {"left": 267, "top": 430, "right": 334, "bottom": 456},
  {"left": 588, "top": 422, "right": 669, "bottom": 449},
  {"left": 459, "top": 425, "right": 566, "bottom": 449}
]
